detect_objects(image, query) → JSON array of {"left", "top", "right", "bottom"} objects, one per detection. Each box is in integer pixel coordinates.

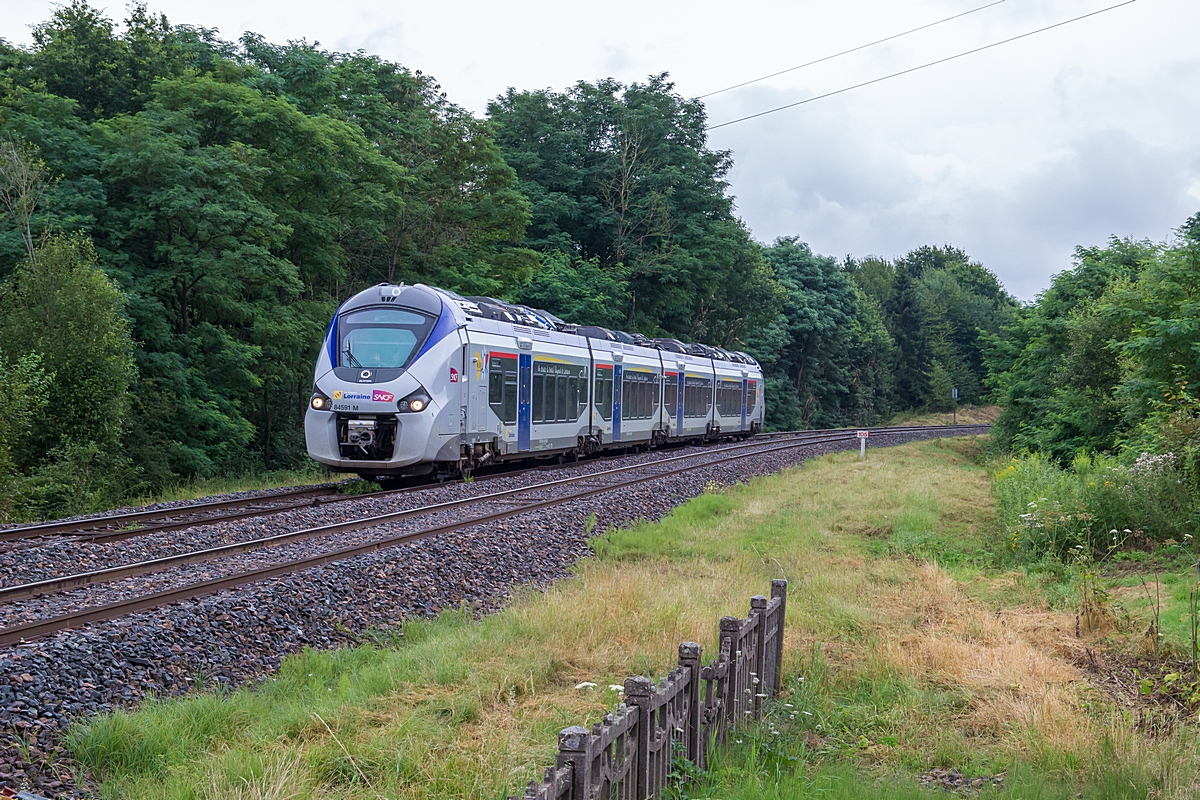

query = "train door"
[
  {"left": 708, "top": 362, "right": 718, "bottom": 431},
  {"left": 741, "top": 378, "right": 748, "bottom": 432},
  {"left": 456, "top": 340, "right": 468, "bottom": 433},
  {"left": 594, "top": 364, "right": 614, "bottom": 442},
  {"left": 518, "top": 352, "right": 532, "bottom": 451},
  {"left": 612, "top": 364, "right": 623, "bottom": 442},
  {"left": 475, "top": 351, "right": 488, "bottom": 432},
  {"left": 676, "top": 371, "right": 685, "bottom": 436}
]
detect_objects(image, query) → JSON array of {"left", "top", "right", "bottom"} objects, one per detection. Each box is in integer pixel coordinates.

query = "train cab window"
[
  {"left": 337, "top": 308, "right": 435, "bottom": 370},
  {"left": 488, "top": 354, "right": 518, "bottom": 424},
  {"left": 747, "top": 380, "right": 758, "bottom": 411},
  {"left": 595, "top": 367, "right": 614, "bottom": 421}
]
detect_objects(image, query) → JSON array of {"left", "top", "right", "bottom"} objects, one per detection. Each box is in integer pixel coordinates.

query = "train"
[{"left": 304, "top": 283, "right": 765, "bottom": 479}]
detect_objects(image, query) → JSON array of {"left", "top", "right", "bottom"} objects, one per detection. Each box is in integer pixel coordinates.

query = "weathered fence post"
[
  {"left": 625, "top": 675, "right": 654, "bottom": 799},
  {"left": 718, "top": 615, "right": 741, "bottom": 737},
  {"left": 678, "top": 641, "right": 702, "bottom": 768},
  {"left": 750, "top": 595, "right": 768, "bottom": 717},
  {"left": 771, "top": 579, "right": 788, "bottom": 695},
  {"left": 557, "top": 725, "right": 590, "bottom": 799},
  {"left": 513, "top": 584, "right": 790, "bottom": 800}
]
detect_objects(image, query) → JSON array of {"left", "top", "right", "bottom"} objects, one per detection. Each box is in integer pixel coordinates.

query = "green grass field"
[{"left": 68, "top": 437, "right": 1200, "bottom": 799}]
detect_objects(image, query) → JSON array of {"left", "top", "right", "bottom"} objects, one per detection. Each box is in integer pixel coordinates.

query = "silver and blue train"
[{"left": 305, "top": 283, "right": 765, "bottom": 479}]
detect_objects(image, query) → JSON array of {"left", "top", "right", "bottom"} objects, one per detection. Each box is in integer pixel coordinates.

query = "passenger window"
[
  {"left": 503, "top": 372, "right": 517, "bottom": 424},
  {"left": 488, "top": 354, "right": 519, "bottom": 425},
  {"left": 595, "top": 368, "right": 613, "bottom": 421}
]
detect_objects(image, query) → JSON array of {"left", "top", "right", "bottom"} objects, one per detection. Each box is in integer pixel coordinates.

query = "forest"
[{"left": 0, "top": 1, "right": 1100, "bottom": 519}]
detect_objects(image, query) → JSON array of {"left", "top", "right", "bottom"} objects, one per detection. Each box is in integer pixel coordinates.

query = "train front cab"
[{"left": 305, "top": 283, "right": 466, "bottom": 477}]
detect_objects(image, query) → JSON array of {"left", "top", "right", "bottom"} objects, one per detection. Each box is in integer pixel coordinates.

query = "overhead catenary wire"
[
  {"left": 706, "top": 0, "right": 1139, "bottom": 131},
  {"left": 697, "top": 0, "right": 1007, "bottom": 100}
]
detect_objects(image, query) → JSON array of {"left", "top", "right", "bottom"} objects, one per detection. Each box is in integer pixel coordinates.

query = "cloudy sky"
[{"left": 3, "top": 0, "right": 1197, "bottom": 299}]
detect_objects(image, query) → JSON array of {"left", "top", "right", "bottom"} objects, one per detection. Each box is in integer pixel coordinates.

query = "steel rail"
[
  {"left": 0, "top": 485, "right": 339, "bottom": 542},
  {"left": 0, "top": 423, "right": 974, "bottom": 544},
  {"left": 0, "top": 431, "right": 791, "bottom": 544},
  {"left": 0, "top": 425, "right": 988, "bottom": 646},
  {"left": 0, "top": 430, "right": 857, "bottom": 603}
]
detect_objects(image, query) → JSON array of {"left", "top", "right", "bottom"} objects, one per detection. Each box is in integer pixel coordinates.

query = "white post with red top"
[{"left": 857, "top": 429, "right": 870, "bottom": 460}]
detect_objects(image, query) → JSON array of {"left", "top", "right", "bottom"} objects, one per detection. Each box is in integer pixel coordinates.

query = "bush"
[{"left": 995, "top": 451, "right": 1195, "bottom": 561}]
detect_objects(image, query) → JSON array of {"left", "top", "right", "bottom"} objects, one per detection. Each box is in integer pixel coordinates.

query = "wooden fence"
[{"left": 510, "top": 579, "right": 788, "bottom": 800}]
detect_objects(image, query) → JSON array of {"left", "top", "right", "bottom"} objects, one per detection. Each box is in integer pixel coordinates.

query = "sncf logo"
[{"left": 371, "top": 390, "right": 395, "bottom": 402}]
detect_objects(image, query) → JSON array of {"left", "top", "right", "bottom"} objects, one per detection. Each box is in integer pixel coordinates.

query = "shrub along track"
[{"left": 0, "top": 425, "right": 986, "bottom": 795}]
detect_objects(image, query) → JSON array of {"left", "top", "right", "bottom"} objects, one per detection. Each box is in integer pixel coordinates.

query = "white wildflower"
[{"left": 575, "top": 681, "right": 597, "bottom": 690}]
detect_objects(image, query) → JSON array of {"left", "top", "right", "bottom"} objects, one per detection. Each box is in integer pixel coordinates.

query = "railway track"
[
  {"left": 0, "top": 424, "right": 971, "bottom": 547},
  {"left": 0, "top": 484, "right": 342, "bottom": 545},
  {"left": 0, "top": 424, "right": 988, "bottom": 646},
  {"left": 0, "top": 431, "right": 801, "bottom": 548}
]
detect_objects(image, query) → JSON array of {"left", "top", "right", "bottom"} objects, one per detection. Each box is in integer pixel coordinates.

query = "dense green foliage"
[
  {"left": 0, "top": 1, "right": 534, "bottom": 504},
  {"left": 987, "top": 215, "right": 1200, "bottom": 549},
  {"left": 488, "top": 75, "right": 779, "bottom": 344},
  {"left": 0, "top": 2, "right": 1016, "bottom": 517},
  {"left": 0, "top": 234, "right": 136, "bottom": 515}
]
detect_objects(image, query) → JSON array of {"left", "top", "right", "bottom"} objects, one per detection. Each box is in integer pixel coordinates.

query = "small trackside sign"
[{"left": 857, "top": 430, "right": 870, "bottom": 438}]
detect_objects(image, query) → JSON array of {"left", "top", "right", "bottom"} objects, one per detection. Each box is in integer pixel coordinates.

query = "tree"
[
  {"left": 0, "top": 234, "right": 137, "bottom": 516},
  {"left": 756, "top": 238, "right": 857, "bottom": 427},
  {"left": 488, "top": 74, "right": 778, "bottom": 343},
  {"left": 1115, "top": 226, "right": 1200, "bottom": 441},
  {"left": 0, "top": 138, "right": 52, "bottom": 262},
  {"left": 0, "top": 3, "right": 539, "bottom": 480},
  {"left": 514, "top": 253, "right": 630, "bottom": 328},
  {"left": 848, "top": 245, "right": 1015, "bottom": 413},
  {"left": 985, "top": 237, "right": 1154, "bottom": 458},
  {"left": 0, "top": 234, "right": 135, "bottom": 460}
]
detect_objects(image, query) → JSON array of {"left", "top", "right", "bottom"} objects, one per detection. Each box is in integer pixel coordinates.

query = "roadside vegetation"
[
  {"left": 68, "top": 437, "right": 1200, "bottom": 799},
  {"left": 983, "top": 215, "right": 1200, "bottom": 720}
]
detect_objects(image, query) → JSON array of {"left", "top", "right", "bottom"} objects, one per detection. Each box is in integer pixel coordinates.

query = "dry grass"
[
  {"left": 890, "top": 404, "right": 1002, "bottom": 427},
  {"left": 73, "top": 437, "right": 1198, "bottom": 798}
]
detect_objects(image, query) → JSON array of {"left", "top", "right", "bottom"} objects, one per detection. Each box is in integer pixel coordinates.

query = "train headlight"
[
  {"left": 397, "top": 390, "right": 431, "bottom": 413},
  {"left": 310, "top": 391, "right": 331, "bottom": 411}
]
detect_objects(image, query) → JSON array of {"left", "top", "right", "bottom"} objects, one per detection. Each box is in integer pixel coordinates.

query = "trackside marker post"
[{"left": 857, "top": 430, "right": 870, "bottom": 460}]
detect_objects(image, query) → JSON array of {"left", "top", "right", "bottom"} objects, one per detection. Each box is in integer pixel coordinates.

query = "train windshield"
[{"left": 337, "top": 307, "right": 436, "bottom": 370}]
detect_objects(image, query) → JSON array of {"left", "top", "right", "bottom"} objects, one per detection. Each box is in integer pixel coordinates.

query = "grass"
[
  {"left": 67, "top": 437, "right": 1200, "bottom": 799},
  {"left": 888, "top": 404, "right": 1001, "bottom": 427}
]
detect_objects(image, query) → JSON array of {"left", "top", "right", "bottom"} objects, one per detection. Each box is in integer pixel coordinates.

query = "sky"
[{"left": 2, "top": 0, "right": 1197, "bottom": 300}]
